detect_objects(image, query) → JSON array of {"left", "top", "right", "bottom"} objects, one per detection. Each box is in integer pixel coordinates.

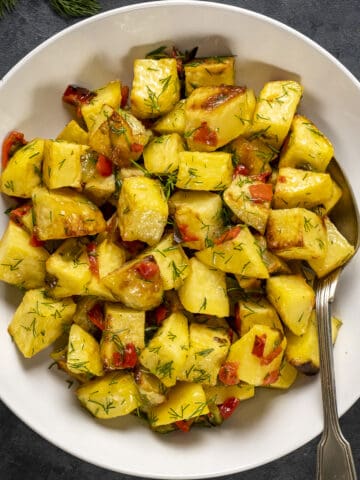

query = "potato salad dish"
[{"left": 0, "top": 45, "right": 355, "bottom": 433}]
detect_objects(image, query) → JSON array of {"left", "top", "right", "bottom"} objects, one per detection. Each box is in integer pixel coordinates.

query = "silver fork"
[{"left": 315, "top": 158, "right": 360, "bottom": 480}]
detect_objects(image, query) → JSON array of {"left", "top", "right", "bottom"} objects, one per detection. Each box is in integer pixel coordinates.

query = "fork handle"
[{"left": 316, "top": 276, "right": 358, "bottom": 480}]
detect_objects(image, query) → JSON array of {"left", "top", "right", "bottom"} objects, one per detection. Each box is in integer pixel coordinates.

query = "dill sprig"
[
  {"left": 0, "top": 0, "right": 101, "bottom": 18},
  {"left": 50, "top": 0, "right": 100, "bottom": 17},
  {"left": 0, "top": 0, "right": 16, "bottom": 18}
]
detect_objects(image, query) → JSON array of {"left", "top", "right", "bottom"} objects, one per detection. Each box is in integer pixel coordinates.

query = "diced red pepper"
[
  {"left": 252, "top": 334, "right": 267, "bottom": 358},
  {"left": 219, "top": 397, "right": 240, "bottom": 419},
  {"left": 112, "top": 342, "right": 138, "bottom": 369},
  {"left": 120, "top": 85, "right": 129, "bottom": 108},
  {"left": 87, "top": 303, "right": 105, "bottom": 331},
  {"left": 130, "top": 142, "right": 144, "bottom": 153},
  {"left": 29, "top": 233, "right": 45, "bottom": 247},
  {"left": 9, "top": 204, "right": 32, "bottom": 225},
  {"left": 252, "top": 172, "right": 272, "bottom": 183},
  {"left": 219, "top": 361, "right": 239, "bottom": 385},
  {"left": 249, "top": 183, "right": 273, "bottom": 203},
  {"left": 96, "top": 154, "right": 113, "bottom": 177},
  {"left": 135, "top": 259, "right": 159, "bottom": 280},
  {"left": 2, "top": 130, "right": 27, "bottom": 169},
  {"left": 193, "top": 122, "right": 218, "bottom": 147},
  {"left": 260, "top": 345, "right": 283, "bottom": 366},
  {"left": 155, "top": 305, "right": 169, "bottom": 325},
  {"left": 62, "top": 85, "right": 96, "bottom": 117},
  {"left": 175, "top": 419, "right": 193, "bottom": 432},
  {"left": 178, "top": 224, "right": 199, "bottom": 243},
  {"left": 215, "top": 226, "right": 241, "bottom": 245},
  {"left": 233, "top": 164, "right": 250, "bottom": 178},
  {"left": 262, "top": 369, "right": 280, "bottom": 385},
  {"left": 86, "top": 242, "right": 99, "bottom": 277}
]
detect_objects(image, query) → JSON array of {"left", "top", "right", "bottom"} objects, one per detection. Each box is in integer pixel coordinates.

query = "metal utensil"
[{"left": 316, "top": 158, "right": 360, "bottom": 480}]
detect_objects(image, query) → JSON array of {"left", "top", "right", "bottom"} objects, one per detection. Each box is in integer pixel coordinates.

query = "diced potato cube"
[
  {"left": 80, "top": 149, "right": 116, "bottom": 206},
  {"left": 67, "top": 324, "right": 103, "bottom": 377},
  {"left": 184, "top": 56, "right": 235, "bottom": 96},
  {"left": 247, "top": 80, "right": 303, "bottom": 150},
  {"left": 76, "top": 371, "right": 141, "bottom": 419},
  {"left": 96, "top": 238, "right": 126, "bottom": 279},
  {"left": 32, "top": 186, "right": 106, "bottom": 240},
  {"left": 72, "top": 297, "right": 100, "bottom": 336},
  {"left": 87, "top": 104, "right": 113, "bottom": 159},
  {"left": 152, "top": 99, "right": 186, "bottom": 135},
  {"left": 226, "top": 324, "right": 286, "bottom": 386},
  {"left": 279, "top": 114, "right": 334, "bottom": 172},
  {"left": 118, "top": 176, "right": 168, "bottom": 246},
  {"left": 285, "top": 311, "right": 341, "bottom": 375},
  {"left": 8, "top": 289, "right": 75, "bottom": 358},
  {"left": 46, "top": 238, "right": 91, "bottom": 297},
  {"left": 100, "top": 303, "right": 145, "bottom": 370},
  {"left": 134, "top": 368, "right": 167, "bottom": 407},
  {"left": 176, "top": 151, "right": 233, "bottom": 191},
  {"left": 318, "top": 179, "right": 342, "bottom": 215},
  {"left": 0, "top": 138, "right": 44, "bottom": 198},
  {"left": 266, "top": 274, "right": 315, "bottom": 336},
  {"left": 267, "top": 360, "right": 298, "bottom": 389},
  {"left": 273, "top": 167, "right": 333, "bottom": 209},
  {"left": 56, "top": 120, "right": 88, "bottom": 144},
  {"left": 147, "top": 382, "right": 209, "bottom": 427},
  {"left": 140, "top": 312, "right": 189, "bottom": 387},
  {"left": 109, "top": 109, "right": 152, "bottom": 166},
  {"left": 203, "top": 383, "right": 255, "bottom": 404},
  {"left": 131, "top": 58, "right": 181, "bottom": 119},
  {"left": 0, "top": 221, "right": 49, "bottom": 289},
  {"left": 266, "top": 208, "right": 327, "bottom": 260},
  {"left": 102, "top": 257, "right": 164, "bottom": 310},
  {"left": 81, "top": 80, "right": 122, "bottom": 130},
  {"left": 236, "top": 296, "right": 283, "bottom": 337},
  {"left": 169, "top": 190, "right": 224, "bottom": 250},
  {"left": 223, "top": 174, "right": 272, "bottom": 234},
  {"left": 143, "top": 133, "right": 184, "bottom": 174},
  {"left": 178, "top": 322, "right": 231, "bottom": 386},
  {"left": 43, "top": 140, "right": 87, "bottom": 189},
  {"left": 253, "top": 234, "right": 291, "bottom": 275},
  {"left": 185, "top": 85, "right": 256, "bottom": 151},
  {"left": 178, "top": 257, "right": 229, "bottom": 317},
  {"left": 196, "top": 226, "right": 269, "bottom": 278},
  {"left": 308, "top": 217, "right": 355, "bottom": 277},
  {"left": 224, "top": 136, "right": 275, "bottom": 175},
  {"left": 148, "top": 232, "right": 189, "bottom": 290}
]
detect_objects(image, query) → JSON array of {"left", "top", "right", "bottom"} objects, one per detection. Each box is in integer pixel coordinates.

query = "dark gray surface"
[{"left": 0, "top": 1, "right": 359, "bottom": 479}]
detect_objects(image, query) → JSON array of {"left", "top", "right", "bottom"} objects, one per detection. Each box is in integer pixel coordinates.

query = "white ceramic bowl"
[{"left": 1, "top": 1, "right": 360, "bottom": 478}]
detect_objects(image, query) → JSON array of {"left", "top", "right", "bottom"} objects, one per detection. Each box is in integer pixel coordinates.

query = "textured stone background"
[{"left": 0, "top": 1, "right": 359, "bottom": 479}]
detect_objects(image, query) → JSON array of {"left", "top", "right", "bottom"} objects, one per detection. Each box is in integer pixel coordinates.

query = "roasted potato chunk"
[
  {"left": 131, "top": 58, "right": 181, "bottom": 119},
  {"left": 143, "top": 133, "right": 184, "bottom": 174},
  {"left": 169, "top": 190, "right": 224, "bottom": 250},
  {"left": 32, "top": 186, "right": 106, "bottom": 240},
  {"left": 0, "top": 221, "right": 49, "bottom": 289},
  {"left": 8, "top": 288, "right": 76, "bottom": 358},
  {"left": 279, "top": 114, "right": 334, "bottom": 172},
  {"left": 178, "top": 257, "right": 230, "bottom": 317},
  {"left": 247, "top": 80, "right": 303, "bottom": 150},
  {"left": 184, "top": 56, "right": 235, "bottom": 96},
  {"left": 102, "top": 257, "right": 164, "bottom": 310},
  {"left": 152, "top": 99, "right": 186, "bottom": 135},
  {"left": 0, "top": 138, "right": 44, "bottom": 198},
  {"left": 266, "top": 208, "right": 327, "bottom": 261},
  {"left": 185, "top": 85, "right": 256, "bottom": 151},
  {"left": 67, "top": 324, "right": 103, "bottom": 377},
  {"left": 118, "top": 176, "right": 168, "bottom": 246},
  {"left": 140, "top": 312, "right": 189, "bottom": 387},
  {"left": 81, "top": 80, "right": 122, "bottom": 130}
]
